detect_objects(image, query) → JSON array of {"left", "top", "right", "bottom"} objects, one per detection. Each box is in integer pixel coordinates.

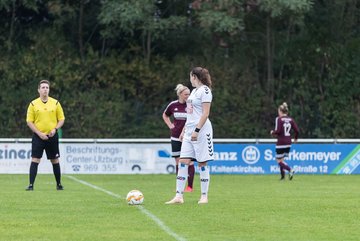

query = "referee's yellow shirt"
[{"left": 26, "top": 97, "right": 65, "bottom": 134}]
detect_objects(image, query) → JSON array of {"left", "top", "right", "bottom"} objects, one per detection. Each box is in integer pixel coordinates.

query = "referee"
[{"left": 25, "top": 80, "right": 65, "bottom": 191}]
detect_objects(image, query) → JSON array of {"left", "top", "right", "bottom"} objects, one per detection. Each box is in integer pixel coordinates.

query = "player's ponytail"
[
  {"left": 191, "top": 67, "right": 212, "bottom": 89},
  {"left": 279, "top": 102, "right": 289, "bottom": 114}
]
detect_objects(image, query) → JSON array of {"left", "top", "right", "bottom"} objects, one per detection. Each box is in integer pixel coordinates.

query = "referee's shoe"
[{"left": 56, "top": 184, "right": 64, "bottom": 190}]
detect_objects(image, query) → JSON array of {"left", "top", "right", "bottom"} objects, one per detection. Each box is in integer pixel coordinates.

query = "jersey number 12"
[{"left": 283, "top": 123, "right": 291, "bottom": 136}]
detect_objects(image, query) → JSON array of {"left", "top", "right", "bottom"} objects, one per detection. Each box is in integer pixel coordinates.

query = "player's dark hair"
[
  {"left": 191, "top": 67, "right": 212, "bottom": 89},
  {"left": 38, "top": 80, "right": 50, "bottom": 88},
  {"left": 279, "top": 102, "right": 289, "bottom": 114}
]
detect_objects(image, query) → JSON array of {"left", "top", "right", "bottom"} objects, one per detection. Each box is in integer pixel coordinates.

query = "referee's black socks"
[
  {"left": 29, "top": 162, "right": 39, "bottom": 186},
  {"left": 52, "top": 163, "right": 61, "bottom": 186}
]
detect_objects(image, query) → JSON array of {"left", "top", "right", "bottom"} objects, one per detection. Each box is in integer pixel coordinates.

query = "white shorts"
[{"left": 180, "top": 123, "right": 214, "bottom": 163}]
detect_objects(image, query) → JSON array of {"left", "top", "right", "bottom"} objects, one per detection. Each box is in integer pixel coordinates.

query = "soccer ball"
[{"left": 126, "top": 190, "right": 144, "bottom": 205}]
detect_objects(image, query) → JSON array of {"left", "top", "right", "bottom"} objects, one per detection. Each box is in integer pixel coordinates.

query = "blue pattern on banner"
[
  {"left": 208, "top": 144, "right": 359, "bottom": 174},
  {"left": 336, "top": 150, "right": 360, "bottom": 174}
]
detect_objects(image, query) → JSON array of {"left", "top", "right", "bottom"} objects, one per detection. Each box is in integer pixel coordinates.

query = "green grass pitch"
[{"left": 0, "top": 174, "right": 359, "bottom": 241}]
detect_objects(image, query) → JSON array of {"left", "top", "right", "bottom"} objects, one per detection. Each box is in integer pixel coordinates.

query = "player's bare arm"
[{"left": 162, "top": 112, "right": 174, "bottom": 129}]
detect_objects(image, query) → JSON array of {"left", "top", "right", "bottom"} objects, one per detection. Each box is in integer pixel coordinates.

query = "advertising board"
[
  {"left": 210, "top": 143, "right": 360, "bottom": 174},
  {"left": 1, "top": 140, "right": 359, "bottom": 174}
]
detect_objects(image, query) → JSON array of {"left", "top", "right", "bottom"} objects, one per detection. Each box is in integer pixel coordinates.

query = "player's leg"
[
  {"left": 166, "top": 139, "right": 194, "bottom": 204},
  {"left": 276, "top": 148, "right": 285, "bottom": 180},
  {"left": 278, "top": 160, "right": 294, "bottom": 180},
  {"left": 27, "top": 158, "right": 41, "bottom": 191},
  {"left": 171, "top": 140, "right": 181, "bottom": 174},
  {"left": 278, "top": 160, "right": 291, "bottom": 172},
  {"left": 278, "top": 147, "right": 295, "bottom": 180},
  {"left": 277, "top": 158, "right": 285, "bottom": 180},
  {"left": 175, "top": 157, "right": 179, "bottom": 174},
  {"left": 177, "top": 159, "right": 191, "bottom": 195},
  {"left": 46, "top": 134, "right": 63, "bottom": 190},
  {"left": 198, "top": 162, "right": 210, "bottom": 204},
  {"left": 276, "top": 147, "right": 292, "bottom": 180},
  {"left": 165, "top": 158, "right": 191, "bottom": 204},
  {"left": 185, "top": 161, "right": 195, "bottom": 192},
  {"left": 195, "top": 126, "right": 213, "bottom": 204},
  {"left": 285, "top": 149, "right": 295, "bottom": 180},
  {"left": 173, "top": 139, "right": 195, "bottom": 192},
  {"left": 26, "top": 134, "right": 44, "bottom": 191},
  {"left": 50, "top": 159, "right": 63, "bottom": 190}
]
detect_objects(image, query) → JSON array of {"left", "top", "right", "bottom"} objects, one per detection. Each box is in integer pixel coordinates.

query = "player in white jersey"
[{"left": 166, "top": 67, "right": 214, "bottom": 205}]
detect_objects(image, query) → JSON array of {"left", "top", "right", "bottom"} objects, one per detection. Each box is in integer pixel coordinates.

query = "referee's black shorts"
[{"left": 31, "top": 133, "right": 60, "bottom": 160}]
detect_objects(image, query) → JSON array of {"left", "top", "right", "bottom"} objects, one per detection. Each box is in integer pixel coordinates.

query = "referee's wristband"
[{"left": 194, "top": 128, "right": 201, "bottom": 133}]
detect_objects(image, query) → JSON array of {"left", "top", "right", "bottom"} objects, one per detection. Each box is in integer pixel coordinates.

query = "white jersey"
[
  {"left": 181, "top": 85, "right": 214, "bottom": 162},
  {"left": 184, "top": 85, "right": 212, "bottom": 138}
]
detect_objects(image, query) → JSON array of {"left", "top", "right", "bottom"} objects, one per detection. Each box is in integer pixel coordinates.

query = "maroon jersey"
[
  {"left": 164, "top": 100, "right": 187, "bottom": 139},
  {"left": 272, "top": 116, "right": 299, "bottom": 147}
]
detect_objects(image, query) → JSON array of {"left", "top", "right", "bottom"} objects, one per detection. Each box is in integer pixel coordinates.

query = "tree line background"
[{"left": 0, "top": 0, "right": 359, "bottom": 139}]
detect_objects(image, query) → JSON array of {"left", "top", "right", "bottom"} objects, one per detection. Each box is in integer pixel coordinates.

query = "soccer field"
[{"left": 1, "top": 174, "right": 359, "bottom": 241}]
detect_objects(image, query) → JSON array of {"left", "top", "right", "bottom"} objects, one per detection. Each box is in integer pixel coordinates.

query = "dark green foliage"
[{"left": 0, "top": 0, "right": 359, "bottom": 138}]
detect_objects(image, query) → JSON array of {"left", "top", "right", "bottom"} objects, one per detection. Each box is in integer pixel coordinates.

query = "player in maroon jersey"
[
  {"left": 270, "top": 102, "right": 299, "bottom": 180},
  {"left": 163, "top": 84, "right": 195, "bottom": 192}
]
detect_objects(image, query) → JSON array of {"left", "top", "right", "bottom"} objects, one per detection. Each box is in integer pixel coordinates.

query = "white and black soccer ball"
[{"left": 126, "top": 190, "right": 144, "bottom": 205}]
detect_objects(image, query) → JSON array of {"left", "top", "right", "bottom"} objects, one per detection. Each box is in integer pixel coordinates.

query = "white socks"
[
  {"left": 199, "top": 165, "right": 210, "bottom": 197},
  {"left": 175, "top": 164, "right": 210, "bottom": 199},
  {"left": 175, "top": 163, "right": 188, "bottom": 198}
]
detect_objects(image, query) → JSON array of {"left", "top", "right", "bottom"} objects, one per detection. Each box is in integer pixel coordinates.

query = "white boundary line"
[{"left": 65, "top": 175, "right": 186, "bottom": 241}]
